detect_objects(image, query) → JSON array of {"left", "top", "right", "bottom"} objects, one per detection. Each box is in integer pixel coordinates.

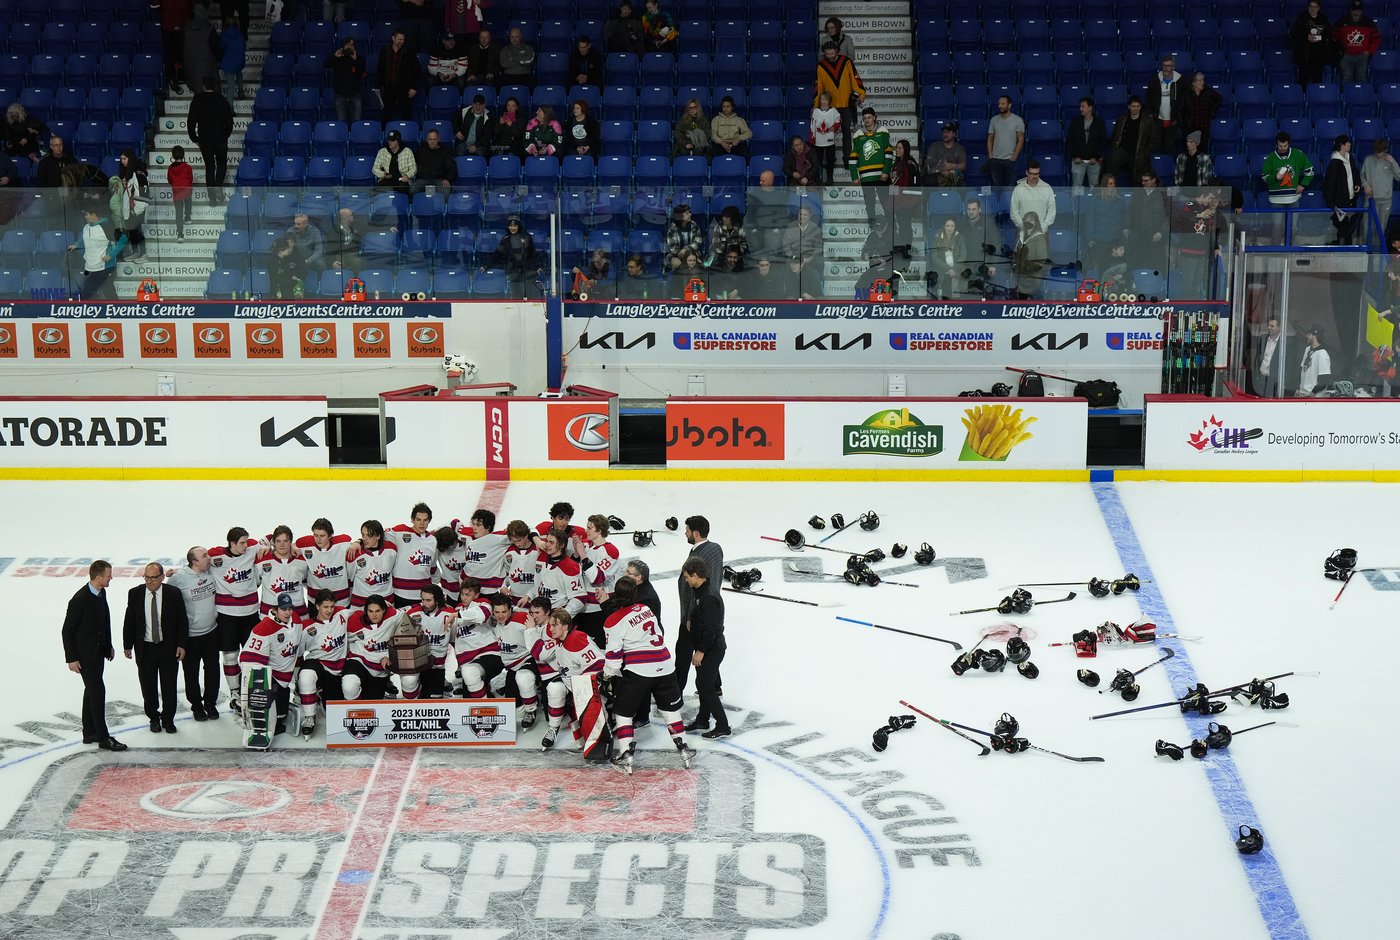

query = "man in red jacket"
[
  {"left": 168, "top": 145, "right": 194, "bottom": 240},
  {"left": 1334, "top": 0, "right": 1381, "bottom": 83},
  {"left": 154, "top": 0, "right": 193, "bottom": 93}
]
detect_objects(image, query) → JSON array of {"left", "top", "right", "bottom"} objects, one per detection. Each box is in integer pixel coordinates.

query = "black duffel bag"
[{"left": 1074, "top": 379, "right": 1122, "bottom": 408}]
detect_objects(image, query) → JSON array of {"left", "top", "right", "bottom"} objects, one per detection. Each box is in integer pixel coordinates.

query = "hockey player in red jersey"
[
  {"left": 257, "top": 525, "right": 309, "bottom": 616},
  {"left": 603, "top": 577, "right": 694, "bottom": 772},
  {"left": 502, "top": 520, "right": 541, "bottom": 606},
  {"left": 297, "top": 589, "right": 350, "bottom": 736},
  {"left": 536, "top": 531, "right": 586, "bottom": 617},
  {"left": 349, "top": 519, "right": 396, "bottom": 608},
  {"left": 389, "top": 502, "right": 437, "bottom": 607},
  {"left": 575, "top": 513, "right": 622, "bottom": 647},
  {"left": 536, "top": 608, "right": 607, "bottom": 755},
  {"left": 210, "top": 526, "right": 268, "bottom": 702},
  {"left": 299, "top": 518, "right": 354, "bottom": 608},
  {"left": 239, "top": 591, "right": 305, "bottom": 735},
  {"left": 491, "top": 594, "right": 539, "bottom": 728}
]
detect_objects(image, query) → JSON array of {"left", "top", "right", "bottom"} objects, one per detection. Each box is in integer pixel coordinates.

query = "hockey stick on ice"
[
  {"left": 1099, "top": 647, "right": 1175, "bottom": 693},
  {"left": 899, "top": 700, "right": 991, "bottom": 755},
  {"left": 1329, "top": 566, "right": 1398, "bottom": 609},
  {"left": 1047, "top": 632, "right": 1200, "bottom": 647},
  {"left": 952, "top": 591, "right": 1077, "bottom": 616},
  {"left": 760, "top": 535, "right": 854, "bottom": 555},
  {"left": 1090, "top": 670, "right": 1321, "bottom": 720},
  {"left": 837, "top": 616, "right": 963, "bottom": 650},
  {"left": 721, "top": 586, "right": 843, "bottom": 608},
  {"left": 787, "top": 561, "right": 919, "bottom": 588},
  {"left": 943, "top": 719, "right": 1106, "bottom": 762}
]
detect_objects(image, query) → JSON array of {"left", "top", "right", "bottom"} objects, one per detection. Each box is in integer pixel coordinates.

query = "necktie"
[{"left": 150, "top": 590, "right": 161, "bottom": 644}]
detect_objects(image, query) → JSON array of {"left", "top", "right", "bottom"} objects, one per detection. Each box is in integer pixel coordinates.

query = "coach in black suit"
[
  {"left": 62, "top": 560, "right": 127, "bottom": 751},
  {"left": 124, "top": 562, "right": 189, "bottom": 733}
]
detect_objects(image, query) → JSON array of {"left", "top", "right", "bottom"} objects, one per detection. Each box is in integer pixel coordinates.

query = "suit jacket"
[
  {"left": 62, "top": 584, "right": 113, "bottom": 663},
  {"left": 123, "top": 583, "right": 190, "bottom": 651}
]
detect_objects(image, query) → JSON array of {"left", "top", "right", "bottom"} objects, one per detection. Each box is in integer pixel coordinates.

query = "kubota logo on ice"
[
  {"left": 843, "top": 407, "right": 943, "bottom": 458},
  {"left": 1187, "top": 415, "right": 1263, "bottom": 453}
]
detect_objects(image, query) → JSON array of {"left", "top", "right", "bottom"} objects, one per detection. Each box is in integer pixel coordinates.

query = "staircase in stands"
[
  {"left": 117, "top": 5, "right": 267, "bottom": 298},
  {"left": 817, "top": 0, "right": 923, "bottom": 298}
]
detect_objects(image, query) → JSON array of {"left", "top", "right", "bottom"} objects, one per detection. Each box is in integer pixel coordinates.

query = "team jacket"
[
  {"left": 814, "top": 54, "right": 865, "bottom": 108},
  {"left": 406, "top": 604, "right": 457, "bottom": 668},
  {"left": 257, "top": 552, "right": 309, "bottom": 616},
  {"left": 389, "top": 524, "right": 437, "bottom": 596},
  {"left": 300, "top": 608, "right": 351, "bottom": 672},
  {"left": 579, "top": 540, "right": 621, "bottom": 612},
  {"left": 535, "top": 628, "right": 605, "bottom": 678},
  {"left": 297, "top": 533, "right": 353, "bottom": 606},
  {"left": 452, "top": 599, "right": 500, "bottom": 668},
  {"left": 603, "top": 602, "right": 673, "bottom": 678},
  {"left": 209, "top": 539, "right": 263, "bottom": 617},
  {"left": 239, "top": 614, "right": 304, "bottom": 686},
  {"left": 535, "top": 554, "right": 586, "bottom": 616},
  {"left": 349, "top": 542, "right": 397, "bottom": 607},
  {"left": 346, "top": 604, "right": 402, "bottom": 677}
]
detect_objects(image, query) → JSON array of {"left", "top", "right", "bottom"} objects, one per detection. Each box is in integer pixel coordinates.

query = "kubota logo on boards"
[{"left": 564, "top": 413, "right": 609, "bottom": 451}]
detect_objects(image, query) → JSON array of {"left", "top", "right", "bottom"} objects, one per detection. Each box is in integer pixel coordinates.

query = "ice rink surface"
[{"left": 2, "top": 478, "right": 1390, "bottom": 940}]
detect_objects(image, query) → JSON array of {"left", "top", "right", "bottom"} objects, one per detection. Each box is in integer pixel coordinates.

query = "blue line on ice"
[
  {"left": 719, "top": 737, "right": 891, "bottom": 940},
  {"left": 1093, "top": 482, "right": 1309, "bottom": 940}
]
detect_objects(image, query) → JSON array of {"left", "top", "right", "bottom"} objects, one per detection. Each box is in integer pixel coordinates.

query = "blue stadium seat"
[
  {"left": 270, "top": 157, "right": 306, "bottom": 186},
  {"left": 205, "top": 270, "right": 244, "bottom": 300},
  {"left": 312, "top": 120, "right": 349, "bottom": 158},
  {"left": 455, "top": 155, "right": 487, "bottom": 189},
  {"left": 243, "top": 121, "right": 278, "bottom": 158},
  {"left": 118, "top": 87, "right": 154, "bottom": 123},
  {"left": 253, "top": 87, "right": 287, "bottom": 121},
  {"left": 21, "top": 88, "right": 54, "bottom": 116},
  {"left": 438, "top": 229, "right": 475, "bottom": 266},
  {"left": 641, "top": 52, "right": 675, "bottom": 84},
  {"left": 637, "top": 86, "right": 672, "bottom": 121},
  {"left": 673, "top": 155, "right": 708, "bottom": 186},
  {"left": 360, "top": 231, "right": 399, "bottom": 266},
  {"left": 349, "top": 121, "right": 383, "bottom": 156},
  {"left": 486, "top": 154, "right": 521, "bottom": 188},
  {"left": 235, "top": 156, "right": 271, "bottom": 186},
  {"left": 446, "top": 191, "right": 484, "bottom": 229},
  {"left": 74, "top": 120, "right": 107, "bottom": 151},
  {"left": 472, "top": 268, "right": 509, "bottom": 297},
  {"left": 399, "top": 230, "right": 435, "bottom": 266},
  {"left": 602, "top": 85, "right": 637, "bottom": 121},
  {"left": 386, "top": 121, "right": 419, "bottom": 147},
  {"left": 306, "top": 156, "right": 344, "bottom": 187},
  {"left": 434, "top": 267, "right": 473, "bottom": 298},
  {"left": 52, "top": 87, "right": 86, "bottom": 122},
  {"left": 261, "top": 54, "right": 294, "bottom": 88},
  {"left": 358, "top": 269, "right": 394, "bottom": 299},
  {"left": 523, "top": 155, "right": 559, "bottom": 193},
  {"left": 64, "top": 55, "right": 97, "bottom": 91},
  {"left": 215, "top": 229, "right": 252, "bottom": 269},
  {"left": 279, "top": 121, "right": 313, "bottom": 158},
  {"left": 568, "top": 84, "right": 601, "bottom": 112},
  {"left": 604, "top": 53, "right": 638, "bottom": 85},
  {"left": 600, "top": 120, "right": 634, "bottom": 155},
  {"left": 262, "top": 191, "right": 299, "bottom": 228},
  {"left": 287, "top": 87, "right": 325, "bottom": 122},
  {"left": 597, "top": 155, "right": 632, "bottom": 188},
  {"left": 75, "top": 22, "right": 107, "bottom": 55}
]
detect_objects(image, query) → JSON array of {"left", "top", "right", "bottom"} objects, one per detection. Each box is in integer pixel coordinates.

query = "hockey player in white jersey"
[
  {"left": 575, "top": 513, "right": 622, "bottom": 647},
  {"left": 501, "top": 520, "right": 541, "bottom": 606},
  {"left": 343, "top": 595, "right": 406, "bottom": 700},
  {"left": 490, "top": 594, "right": 539, "bottom": 728},
  {"left": 459, "top": 509, "right": 510, "bottom": 591},
  {"left": 389, "top": 502, "right": 437, "bottom": 607},
  {"left": 349, "top": 519, "right": 396, "bottom": 609},
  {"left": 239, "top": 592, "right": 305, "bottom": 742},
  {"left": 452, "top": 577, "right": 503, "bottom": 698},
  {"left": 299, "top": 518, "right": 354, "bottom": 608},
  {"left": 535, "top": 531, "right": 586, "bottom": 617},
  {"left": 535, "top": 607, "right": 607, "bottom": 754},
  {"left": 434, "top": 526, "right": 468, "bottom": 604},
  {"left": 257, "top": 525, "right": 309, "bottom": 616},
  {"left": 405, "top": 584, "right": 457, "bottom": 698},
  {"left": 210, "top": 526, "right": 267, "bottom": 705},
  {"left": 603, "top": 577, "right": 694, "bottom": 772},
  {"left": 297, "top": 588, "right": 350, "bottom": 737}
]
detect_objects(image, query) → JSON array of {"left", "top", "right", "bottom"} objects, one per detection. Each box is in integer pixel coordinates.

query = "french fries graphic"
[{"left": 961, "top": 404, "right": 1038, "bottom": 461}]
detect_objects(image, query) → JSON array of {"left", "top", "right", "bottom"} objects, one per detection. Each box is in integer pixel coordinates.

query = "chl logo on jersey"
[{"left": 312, "top": 562, "right": 344, "bottom": 580}]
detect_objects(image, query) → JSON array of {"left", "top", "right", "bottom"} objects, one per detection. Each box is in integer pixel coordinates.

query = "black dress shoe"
[
  {"left": 685, "top": 718, "right": 710, "bottom": 732},
  {"left": 163, "top": 721, "right": 177, "bottom": 733},
  {"left": 191, "top": 706, "right": 208, "bottom": 721},
  {"left": 98, "top": 737, "right": 129, "bottom": 751},
  {"left": 82, "top": 735, "right": 98, "bottom": 744},
  {"left": 149, "top": 719, "right": 162, "bottom": 733},
  {"left": 701, "top": 727, "right": 732, "bottom": 739},
  {"left": 205, "top": 705, "right": 219, "bottom": 720}
]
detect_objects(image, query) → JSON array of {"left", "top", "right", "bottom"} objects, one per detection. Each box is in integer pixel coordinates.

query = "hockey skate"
[
  {"left": 610, "top": 743, "right": 635, "bottom": 776},
  {"left": 541, "top": 728, "right": 557, "bottom": 750},
  {"left": 674, "top": 736, "right": 696, "bottom": 769},
  {"left": 519, "top": 706, "right": 538, "bottom": 730},
  {"left": 243, "top": 668, "right": 273, "bottom": 751},
  {"left": 300, "top": 715, "right": 316, "bottom": 740}
]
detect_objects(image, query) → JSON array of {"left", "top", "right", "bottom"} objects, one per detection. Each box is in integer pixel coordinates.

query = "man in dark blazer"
[
  {"left": 124, "top": 562, "right": 189, "bottom": 733},
  {"left": 62, "top": 560, "right": 128, "bottom": 751}
]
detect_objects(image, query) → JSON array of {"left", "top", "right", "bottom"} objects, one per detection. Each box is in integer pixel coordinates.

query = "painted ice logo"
[
  {"left": 564, "top": 412, "right": 609, "bottom": 451},
  {"left": 412, "top": 326, "right": 438, "bottom": 343},
  {"left": 1187, "top": 415, "right": 1263, "bottom": 453},
  {"left": 843, "top": 407, "right": 943, "bottom": 457},
  {"left": 140, "top": 781, "right": 293, "bottom": 821},
  {"left": 343, "top": 708, "right": 380, "bottom": 739},
  {"left": 199, "top": 327, "right": 224, "bottom": 343},
  {"left": 463, "top": 705, "right": 507, "bottom": 738}
]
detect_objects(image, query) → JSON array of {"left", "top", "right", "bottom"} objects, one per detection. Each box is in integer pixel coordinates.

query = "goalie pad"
[
  {"left": 243, "top": 666, "right": 274, "bottom": 751},
  {"left": 567, "top": 673, "right": 613, "bottom": 763}
]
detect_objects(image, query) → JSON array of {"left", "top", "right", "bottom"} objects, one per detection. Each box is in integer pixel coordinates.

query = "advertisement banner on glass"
[
  {"left": 1144, "top": 398, "right": 1400, "bottom": 471},
  {"left": 325, "top": 698, "right": 518, "bottom": 748},
  {"left": 382, "top": 397, "right": 488, "bottom": 469},
  {"left": 0, "top": 397, "right": 329, "bottom": 468}
]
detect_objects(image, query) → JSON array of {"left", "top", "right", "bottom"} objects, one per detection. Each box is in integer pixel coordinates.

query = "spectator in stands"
[
  {"left": 606, "top": 1, "right": 646, "bottom": 54},
  {"left": 925, "top": 121, "right": 967, "bottom": 187},
  {"left": 1363, "top": 138, "right": 1400, "bottom": 233},
  {"left": 268, "top": 234, "right": 307, "bottom": 299},
  {"left": 782, "top": 202, "right": 822, "bottom": 273},
  {"left": 811, "top": 93, "right": 841, "bottom": 185},
  {"left": 928, "top": 218, "right": 966, "bottom": 299},
  {"left": 815, "top": 41, "right": 865, "bottom": 161},
  {"left": 665, "top": 204, "right": 704, "bottom": 271},
  {"left": 328, "top": 207, "right": 366, "bottom": 270},
  {"left": 416, "top": 129, "right": 457, "bottom": 191},
  {"left": 488, "top": 216, "right": 538, "bottom": 298},
  {"left": 454, "top": 95, "right": 494, "bottom": 155},
  {"left": 500, "top": 28, "right": 536, "bottom": 87},
  {"left": 743, "top": 256, "right": 786, "bottom": 298},
  {"left": 373, "top": 129, "right": 417, "bottom": 194},
  {"left": 673, "top": 99, "right": 710, "bottom": 158},
  {"left": 399, "top": 0, "right": 437, "bottom": 53},
  {"left": 167, "top": 146, "right": 193, "bottom": 240},
  {"left": 564, "top": 100, "right": 599, "bottom": 161},
  {"left": 783, "top": 136, "right": 816, "bottom": 186},
  {"left": 524, "top": 106, "right": 563, "bottom": 156},
  {"left": 1012, "top": 210, "right": 1049, "bottom": 299},
  {"left": 1108, "top": 96, "right": 1159, "bottom": 186},
  {"left": 1100, "top": 241, "right": 1135, "bottom": 297},
  {"left": 1297, "top": 325, "right": 1332, "bottom": 395},
  {"left": 442, "top": 0, "right": 486, "bottom": 45},
  {"left": 218, "top": 17, "right": 246, "bottom": 103},
  {"left": 465, "top": 30, "right": 501, "bottom": 86},
  {"left": 1261, "top": 131, "right": 1314, "bottom": 206},
  {"left": 890, "top": 139, "right": 921, "bottom": 260},
  {"left": 961, "top": 197, "right": 1003, "bottom": 284},
  {"left": 748, "top": 170, "right": 790, "bottom": 259},
  {"left": 375, "top": 30, "right": 423, "bottom": 123},
  {"left": 1066, "top": 97, "right": 1107, "bottom": 194},
  {"left": 1178, "top": 73, "right": 1223, "bottom": 150},
  {"left": 619, "top": 254, "right": 658, "bottom": 298},
  {"left": 710, "top": 97, "right": 752, "bottom": 159},
  {"left": 641, "top": 0, "right": 678, "bottom": 53},
  {"left": 787, "top": 254, "right": 820, "bottom": 300},
  {"left": 323, "top": 0, "right": 347, "bottom": 25},
  {"left": 709, "top": 247, "right": 745, "bottom": 299},
  {"left": 492, "top": 96, "right": 525, "bottom": 156},
  {"left": 571, "top": 248, "right": 611, "bottom": 298},
  {"left": 1174, "top": 188, "right": 1223, "bottom": 299},
  {"left": 670, "top": 249, "right": 705, "bottom": 298},
  {"left": 68, "top": 206, "right": 125, "bottom": 300},
  {"left": 286, "top": 212, "right": 326, "bottom": 273},
  {"left": 327, "top": 37, "right": 367, "bottom": 123},
  {"left": 183, "top": 5, "right": 220, "bottom": 96},
  {"left": 821, "top": 16, "right": 855, "bottom": 59},
  {"left": 1333, "top": 1, "right": 1381, "bottom": 83},
  {"left": 706, "top": 205, "right": 749, "bottom": 267},
  {"left": 569, "top": 36, "right": 603, "bottom": 87},
  {"left": 1175, "top": 131, "right": 1215, "bottom": 186},
  {"left": 36, "top": 136, "right": 76, "bottom": 188},
  {"left": 429, "top": 33, "right": 468, "bottom": 88},
  {"left": 225, "top": 0, "right": 249, "bottom": 38},
  {"left": 1292, "top": 1, "right": 1333, "bottom": 87},
  {"left": 986, "top": 95, "right": 1025, "bottom": 190},
  {"left": 1084, "top": 173, "right": 1126, "bottom": 271},
  {"left": 851, "top": 107, "right": 892, "bottom": 229},
  {"left": 1145, "top": 54, "right": 1183, "bottom": 154},
  {"left": 1129, "top": 168, "right": 1170, "bottom": 273},
  {"left": 1325, "top": 135, "right": 1364, "bottom": 244},
  {"left": 116, "top": 149, "right": 151, "bottom": 263},
  {"left": 1010, "top": 158, "right": 1055, "bottom": 233},
  {"left": 158, "top": 0, "right": 192, "bottom": 94},
  {"left": 5, "top": 104, "right": 48, "bottom": 163},
  {"left": 188, "top": 77, "right": 233, "bottom": 204}
]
